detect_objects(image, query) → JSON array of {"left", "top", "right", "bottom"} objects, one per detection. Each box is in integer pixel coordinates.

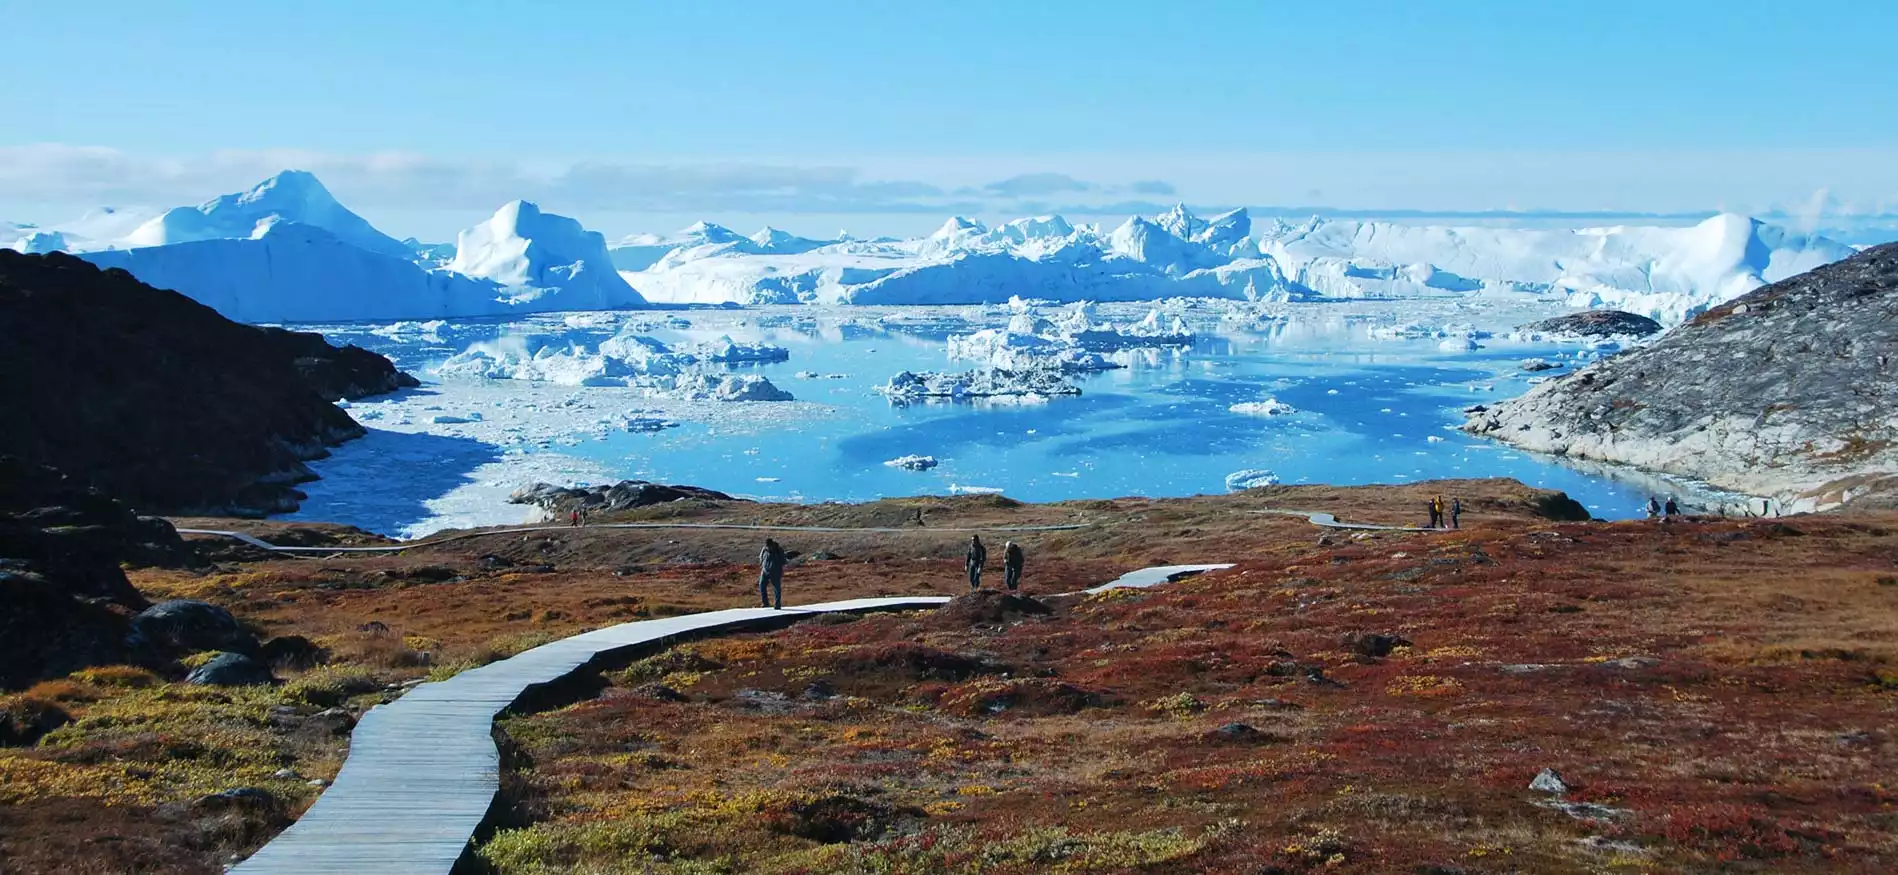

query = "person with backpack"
[
  {"left": 965, "top": 535, "right": 988, "bottom": 590},
  {"left": 758, "top": 538, "right": 787, "bottom": 609},
  {"left": 1450, "top": 497, "right": 1462, "bottom": 530},
  {"left": 1427, "top": 498, "right": 1440, "bottom": 529},
  {"left": 1003, "top": 540, "right": 1025, "bottom": 591}
]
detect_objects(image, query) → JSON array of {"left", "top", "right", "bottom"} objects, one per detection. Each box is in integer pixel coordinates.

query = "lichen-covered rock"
[
  {"left": 508, "top": 480, "right": 741, "bottom": 516},
  {"left": 1468, "top": 244, "right": 1898, "bottom": 511},
  {"left": 1519, "top": 310, "right": 1663, "bottom": 339},
  {"left": 131, "top": 600, "right": 259, "bottom": 656},
  {"left": 184, "top": 652, "right": 274, "bottom": 686}
]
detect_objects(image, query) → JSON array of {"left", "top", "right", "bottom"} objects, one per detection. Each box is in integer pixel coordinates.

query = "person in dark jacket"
[
  {"left": 1427, "top": 498, "right": 1440, "bottom": 529},
  {"left": 1663, "top": 497, "right": 1680, "bottom": 520},
  {"left": 1450, "top": 498, "right": 1462, "bottom": 530},
  {"left": 966, "top": 535, "right": 987, "bottom": 590},
  {"left": 1002, "top": 540, "right": 1025, "bottom": 591},
  {"left": 758, "top": 538, "right": 786, "bottom": 609}
]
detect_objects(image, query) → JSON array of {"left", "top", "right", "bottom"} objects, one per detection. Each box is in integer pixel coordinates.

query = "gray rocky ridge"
[{"left": 1466, "top": 243, "right": 1898, "bottom": 512}]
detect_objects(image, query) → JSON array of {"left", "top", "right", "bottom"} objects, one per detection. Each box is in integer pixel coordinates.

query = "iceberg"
[
  {"left": 883, "top": 454, "right": 940, "bottom": 471},
  {"left": 878, "top": 368, "right": 1082, "bottom": 402},
  {"left": 448, "top": 200, "right": 646, "bottom": 311},
  {"left": 1225, "top": 469, "right": 1282, "bottom": 491},
  {"left": 1229, "top": 398, "right": 1297, "bottom": 416},
  {"left": 122, "top": 170, "right": 413, "bottom": 259}
]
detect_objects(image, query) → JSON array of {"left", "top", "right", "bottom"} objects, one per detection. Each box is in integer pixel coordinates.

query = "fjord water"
[{"left": 309, "top": 305, "right": 1684, "bottom": 536}]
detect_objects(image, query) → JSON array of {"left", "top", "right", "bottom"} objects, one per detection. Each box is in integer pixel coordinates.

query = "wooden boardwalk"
[{"left": 230, "top": 596, "right": 948, "bottom": 874}]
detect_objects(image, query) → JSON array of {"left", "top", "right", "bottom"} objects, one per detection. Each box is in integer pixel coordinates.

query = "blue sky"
[{"left": 4, "top": 0, "right": 1896, "bottom": 238}]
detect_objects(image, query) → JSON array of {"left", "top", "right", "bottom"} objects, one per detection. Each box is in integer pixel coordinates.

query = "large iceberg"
[
  {"left": 122, "top": 170, "right": 413, "bottom": 259},
  {"left": 74, "top": 175, "right": 648, "bottom": 323}
]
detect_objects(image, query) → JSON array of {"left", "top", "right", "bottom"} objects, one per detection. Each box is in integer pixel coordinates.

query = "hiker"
[
  {"left": 1663, "top": 496, "right": 1680, "bottom": 521},
  {"left": 569, "top": 508, "right": 581, "bottom": 528},
  {"left": 1435, "top": 496, "right": 1447, "bottom": 529},
  {"left": 758, "top": 537, "right": 786, "bottom": 609},
  {"left": 1646, "top": 496, "right": 1661, "bottom": 520},
  {"left": 1003, "top": 540, "right": 1025, "bottom": 591},
  {"left": 1427, "top": 498, "right": 1440, "bottom": 529},
  {"left": 1450, "top": 498, "right": 1462, "bottom": 530},
  {"left": 966, "top": 535, "right": 987, "bottom": 590}
]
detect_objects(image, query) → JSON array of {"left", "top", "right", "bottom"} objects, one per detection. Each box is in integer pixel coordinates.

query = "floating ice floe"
[
  {"left": 883, "top": 454, "right": 940, "bottom": 471},
  {"left": 435, "top": 331, "right": 794, "bottom": 400},
  {"left": 688, "top": 334, "right": 791, "bottom": 364},
  {"left": 878, "top": 367, "right": 1081, "bottom": 402},
  {"left": 1228, "top": 397, "right": 1298, "bottom": 417},
  {"left": 657, "top": 374, "right": 794, "bottom": 402},
  {"left": 1521, "top": 357, "right": 1561, "bottom": 372},
  {"left": 948, "top": 484, "right": 1005, "bottom": 495},
  {"left": 1224, "top": 469, "right": 1282, "bottom": 491},
  {"left": 945, "top": 328, "right": 1122, "bottom": 373}
]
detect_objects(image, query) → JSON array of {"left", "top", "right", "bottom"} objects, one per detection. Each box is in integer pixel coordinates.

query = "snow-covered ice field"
[{"left": 289, "top": 300, "right": 1734, "bottom": 537}]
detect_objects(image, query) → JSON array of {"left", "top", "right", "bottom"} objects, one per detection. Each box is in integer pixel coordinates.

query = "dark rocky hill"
[
  {"left": 1467, "top": 243, "right": 1898, "bottom": 511},
  {"left": 0, "top": 251, "right": 416, "bottom": 515}
]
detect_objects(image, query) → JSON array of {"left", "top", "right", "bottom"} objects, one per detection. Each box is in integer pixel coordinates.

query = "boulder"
[
  {"left": 296, "top": 707, "right": 358, "bottom": 738},
  {"left": 1530, "top": 768, "right": 1570, "bottom": 794},
  {"left": 131, "top": 600, "right": 259, "bottom": 656},
  {"left": 0, "top": 696, "right": 72, "bottom": 746},
  {"left": 1343, "top": 631, "right": 1412, "bottom": 659},
  {"left": 184, "top": 652, "right": 273, "bottom": 686},
  {"left": 0, "top": 564, "right": 138, "bottom": 691},
  {"left": 258, "top": 634, "right": 328, "bottom": 669}
]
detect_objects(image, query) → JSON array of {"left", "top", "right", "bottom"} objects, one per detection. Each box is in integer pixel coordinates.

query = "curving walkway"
[
  {"left": 229, "top": 564, "right": 1229, "bottom": 874},
  {"left": 1252, "top": 509, "right": 1439, "bottom": 532},
  {"left": 176, "top": 520, "right": 1093, "bottom": 554},
  {"left": 231, "top": 596, "right": 950, "bottom": 874}
]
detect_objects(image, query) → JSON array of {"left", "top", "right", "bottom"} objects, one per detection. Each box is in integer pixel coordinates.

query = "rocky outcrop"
[
  {"left": 1466, "top": 243, "right": 1898, "bottom": 511},
  {"left": 0, "top": 456, "right": 196, "bottom": 690},
  {"left": 0, "top": 250, "right": 416, "bottom": 515},
  {"left": 1519, "top": 310, "right": 1663, "bottom": 339},
  {"left": 508, "top": 480, "right": 742, "bottom": 516}
]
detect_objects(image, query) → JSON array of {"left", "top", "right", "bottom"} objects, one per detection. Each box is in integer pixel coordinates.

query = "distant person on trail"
[
  {"left": 966, "top": 535, "right": 988, "bottom": 590},
  {"left": 1646, "top": 496, "right": 1661, "bottom": 520},
  {"left": 758, "top": 538, "right": 787, "bottom": 609},
  {"left": 569, "top": 509, "right": 581, "bottom": 528},
  {"left": 1663, "top": 497, "right": 1680, "bottom": 521},
  {"left": 1450, "top": 498, "right": 1462, "bottom": 530},
  {"left": 1003, "top": 541, "right": 1025, "bottom": 591},
  {"left": 1427, "top": 499, "right": 1440, "bottom": 529}
]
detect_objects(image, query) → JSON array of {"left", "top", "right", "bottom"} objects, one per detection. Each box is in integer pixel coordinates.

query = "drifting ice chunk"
[
  {"left": 1229, "top": 397, "right": 1298, "bottom": 417},
  {"left": 946, "top": 328, "right": 1121, "bottom": 373},
  {"left": 948, "top": 484, "right": 1005, "bottom": 495},
  {"left": 1438, "top": 337, "right": 1479, "bottom": 352},
  {"left": 656, "top": 374, "right": 795, "bottom": 402},
  {"left": 884, "top": 454, "right": 940, "bottom": 471},
  {"left": 1521, "top": 358, "right": 1561, "bottom": 372},
  {"left": 1224, "top": 469, "right": 1282, "bottom": 491},
  {"left": 690, "top": 334, "right": 791, "bottom": 364}
]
